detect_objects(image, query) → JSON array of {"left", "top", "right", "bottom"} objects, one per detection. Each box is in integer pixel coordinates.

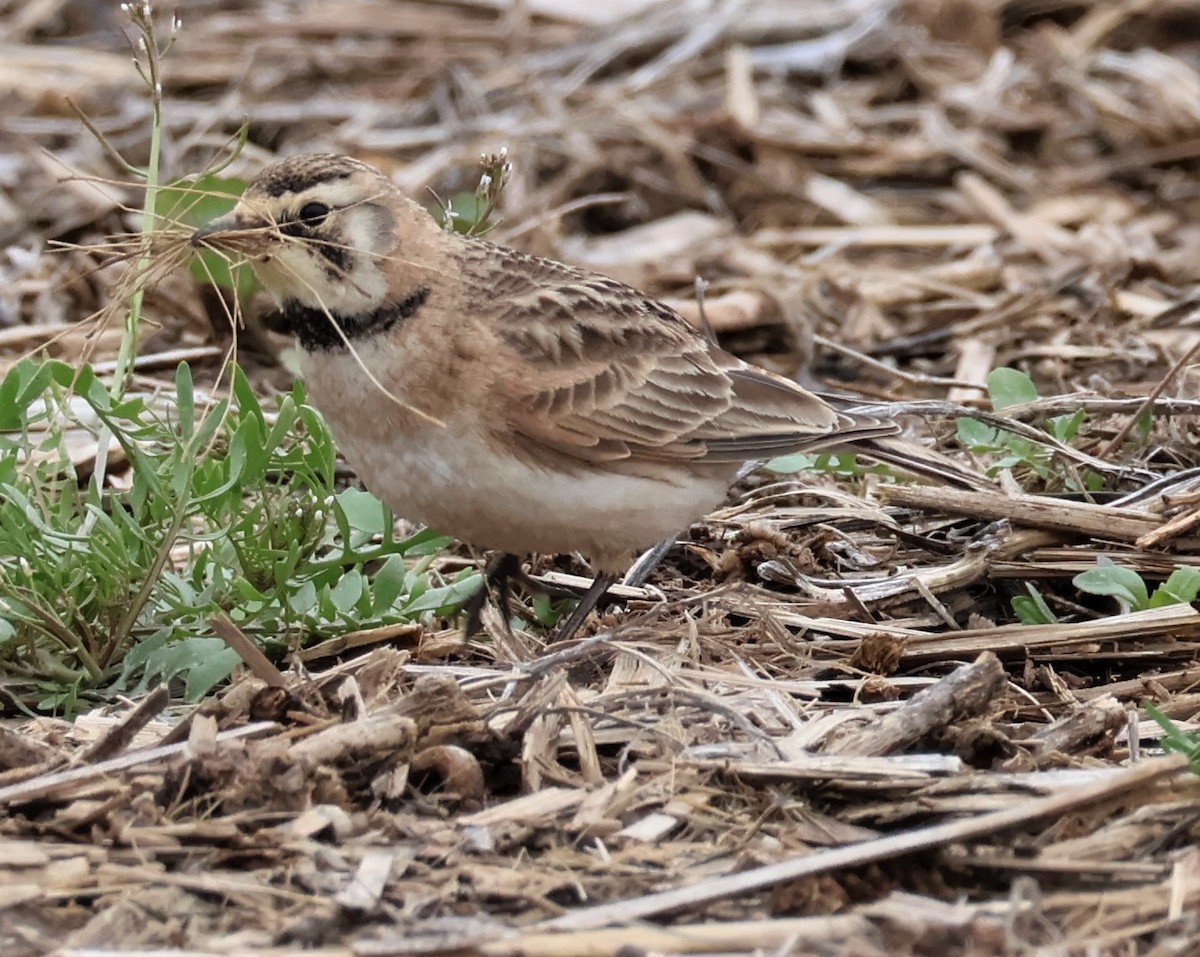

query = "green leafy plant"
[
  {"left": 1144, "top": 702, "right": 1200, "bottom": 771},
  {"left": 956, "top": 368, "right": 1098, "bottom": 490},
  {"left": 1072, "top": 561, "right": 1200, "bottom": 613},
  {"left": 0, "top": 3, "right": 481, "bottom": 715},
  {"left": 0, "top": 359, "right": 479, "bottom": 711},
  {"left": 1012, "top": 562, "right": 1200, "bottom": 624}
]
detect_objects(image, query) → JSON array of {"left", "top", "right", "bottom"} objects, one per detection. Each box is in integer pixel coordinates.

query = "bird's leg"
[
  {"left": 463, "top": 554, "right": 577, "bottom": 636},
  {"left": 542, "top": 542, "right": 673, "bottom": 644},
  {"left": 464, "top": 557, "right": 620, "bottom": 641},
  {"left": 536, "top": 542, "right": 673, "bottom": 647},
  {"left": 550, "top": 571, "right": 619, "bottom": 644},
  {"left": 622, "top": 538, "right": 675, "bottom": 588},
  {"left": 509, "top": 566, "right": 578, "bottom": 601},
  {"left": 463, "top": 552, "right": 522, "bottom": 638}
]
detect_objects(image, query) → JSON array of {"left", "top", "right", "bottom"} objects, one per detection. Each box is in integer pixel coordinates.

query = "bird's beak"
[{"left": 190, "top": 213, "right": 264, "bottom": 252}]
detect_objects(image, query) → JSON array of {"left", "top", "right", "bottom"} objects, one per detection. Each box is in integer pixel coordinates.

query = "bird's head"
[{"left": 191, "top": 153, "right": 431, "bottom": 317}]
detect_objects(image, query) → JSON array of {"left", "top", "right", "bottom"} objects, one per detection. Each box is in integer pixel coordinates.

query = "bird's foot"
[
  {"left": 462, "top": 553, "right": 521, "bottom": 638},
  {"left": 462, "top": 555, "right": 617, "bottom": 641}
]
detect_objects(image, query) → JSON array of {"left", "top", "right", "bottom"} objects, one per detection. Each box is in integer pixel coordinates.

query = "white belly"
[{"left": 299, "top": 347, "right": 730, "bottom": 570}]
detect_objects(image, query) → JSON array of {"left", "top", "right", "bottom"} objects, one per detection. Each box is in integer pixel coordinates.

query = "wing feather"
[{"left": 458, "top": 240, "right": 895, "bottom": 467}]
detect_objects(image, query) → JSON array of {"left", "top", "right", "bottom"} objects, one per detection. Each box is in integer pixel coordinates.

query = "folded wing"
[{"left": 481, "top": 255, "right": 894, "bottom": 466}]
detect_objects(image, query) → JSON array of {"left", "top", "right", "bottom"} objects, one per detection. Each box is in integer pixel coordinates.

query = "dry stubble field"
[{"left": 3, "top": 1, "right": 1200, "bottom": 954}]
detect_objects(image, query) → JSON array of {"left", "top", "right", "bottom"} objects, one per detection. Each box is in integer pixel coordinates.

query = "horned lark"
[{"left": 192, "top": 153, "right": 899, "bottom": 640}]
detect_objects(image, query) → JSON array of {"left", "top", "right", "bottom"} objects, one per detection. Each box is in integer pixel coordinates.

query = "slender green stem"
[
  {"left": 110, "top": 96, "right": 162, "bottom": 397},
  {"left": 111, "top": 10, "right": 166, "bottom": 398}
]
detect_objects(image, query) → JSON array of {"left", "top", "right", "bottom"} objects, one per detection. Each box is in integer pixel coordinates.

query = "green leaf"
[
  {"left": 154, "top": 175, "right": 244, "bottom": 229},
  {"left": 813, "top": 452, "right": 866, "bottom": 475},
  {"left": 1149, "top": 566, "right": 1200, "bottom": 608},
  {"left": 1004, "top": 436, "right": 1041, "bottom": 463},
  {"left": 1144, "top": 702, "right": 1200, "bottom": 767},
  {"left": 0, "top": 352, "right": 466, "bottom": 707},
  {"left": 192, "top": 398, "right": 230, "bottom": 453},
  {"left": 230, "top": 417, "right": 267, "bottom": 487},
  {"left": 296, "top": 406, "right": 336, "bottom": 481},
  {"left": 1135, "top": 406, "right": 1154, "bottom": 440},
  {"left": 183, "top": 644, "right": 242, "bottom": 701},
  {"left": 288, "top": 579, "right": 319, "bottom": 616},
  {"left": 955, "top": 417, "right": 1001, "bottom": 450},
  {"left": 263, "top": 394, "right": 298, "bottom": 456},
  {"left": 764, "top": 452, "right": 818, "bottom": 475},
  {"left": 1011, "top": 584, "right": 1058, "bottom": 625},
  {"left": 371, "top": 555, "right": 410, "bottom": 615},
  {"left": 336, "top": 487, "right": 391, "bottom": 539},
  {"left": 37, "top": 679, "right": 81, "bottom": 717},
  {"left": 232, "top": 365, "right": 265, "bottom": 428},
  {"left": 531, "top": 594, "right": 567, "bottom": 627},
  {"left": 404, "top": 572, "right": 483, "bottom": 614},
  {"left": 112, "top": 627, "right": 172, "bottom": 693},
  {"left": 0, "top": 359, "right": 58, "bottom": 429},
  {"left": 437, "top": 193, "right": 489, "bottom": 234},
  {"left": 46, "top": 359, "right": 88, "bottom": 391},
  {"left": 986, "top": 368, "right": 1038, "bottom": 411},
  {"left": 125, "top": 634, "right": 239, "bottom": 700},
  {"left": 329, "top": 569, "right": 365, "bottom": 614},
  {"left": 232, "top": 577, "right": 268, "bottom": 603},
  {"left": 1073, "top": 565, "right": 1150, "bottom": 610},
  {"left": 1048, "top": 407, "right": 1086, "bottom": 443},
  {"left": 175, "top": 362, "right": 195, "bottom": 440},
  {"left": 157, "top": 174, "right": 260, "bottom": 300}
]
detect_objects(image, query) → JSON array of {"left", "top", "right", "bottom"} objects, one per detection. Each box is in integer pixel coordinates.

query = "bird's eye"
[{"left": 297, "top": 201, "right": 330, "bottom": 226}]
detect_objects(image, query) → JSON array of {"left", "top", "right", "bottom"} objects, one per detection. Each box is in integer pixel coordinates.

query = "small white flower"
[{"left": 142, "top": 2, "right": 152, "bottom": 18}]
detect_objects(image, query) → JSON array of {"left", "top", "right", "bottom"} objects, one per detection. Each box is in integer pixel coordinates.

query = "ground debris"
[{"left": 5, "top": 0, "right": 1200, "bottom": 954}]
